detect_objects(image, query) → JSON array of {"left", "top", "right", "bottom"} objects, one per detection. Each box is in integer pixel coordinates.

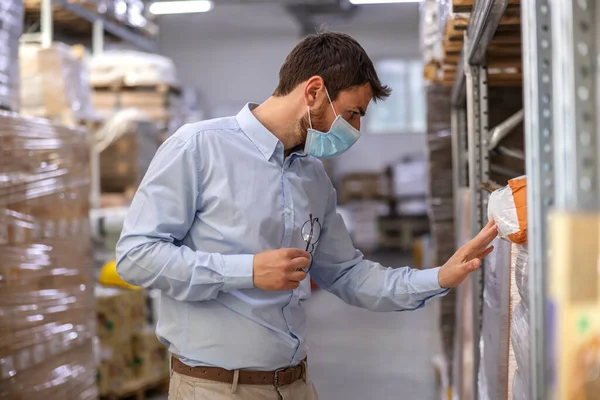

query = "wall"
[{"left": 157, "top": 3, "right": 426, "bottom": 182}]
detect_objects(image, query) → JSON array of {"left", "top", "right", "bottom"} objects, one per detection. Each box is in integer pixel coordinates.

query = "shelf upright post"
[
  {"left": 93, "top": 19, "right": 105, "bottom": 55},
  {"left": 548, "top": 0, "right": 599, "bottom": 398},
  {"left": 521, "top": 0, "right": 554, "bottom": 398},
  {"left": 41, "top": 0, "right": 53, "bottom": 47},
  {"left": 464, "top": 38, "right": 490, "bottom": 400}
]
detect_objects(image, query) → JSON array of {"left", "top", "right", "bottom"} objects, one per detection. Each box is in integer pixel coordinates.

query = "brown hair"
[{"left": 273, "top": 31, "right": 391, "bottom": 102}]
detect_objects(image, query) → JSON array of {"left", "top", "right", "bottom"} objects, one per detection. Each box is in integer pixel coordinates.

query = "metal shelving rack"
[
  {"left": 451, "top": 0, "right": 600, "bottom": 399},
  {"left": 24, "top": 0, "right": 157, "bottom": 54},
  {"left": 450, "top": 1, "right": 513, "bottom": 397}
]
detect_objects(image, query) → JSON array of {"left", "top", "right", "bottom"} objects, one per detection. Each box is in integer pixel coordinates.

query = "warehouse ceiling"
[{"left": 156, "top": 1, "right": 419, "bottom": 38}]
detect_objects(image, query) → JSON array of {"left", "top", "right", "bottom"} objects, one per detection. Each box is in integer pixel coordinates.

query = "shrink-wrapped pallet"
[
  {"left": 477, "top": 238, "right": 512, "bottom": 400},
  {"left": 0, "top": 113, "right": 97, "bottom": 399},
  {"left": 0, "top": 1, "right": 23, "bottom": 112},
  {"left": 20, "top": 43, "right": 96, "bottom": 124}
]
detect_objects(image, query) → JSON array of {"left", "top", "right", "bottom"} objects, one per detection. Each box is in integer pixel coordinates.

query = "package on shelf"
[
  {"left": 19, "top": 42, "right": 96, "bottom": 124},
  {"left": 0, "top": 1, "right": 23, "bottom": 112},
  {"left": 509, "top": 244, "right": 530, "bottom": 396},
  {"left": 427, "top": 130, "right": 453, "bottom": 199},
  {"left": 132, "top": 327, "right": 169, "bottom": 381},
  {"left": 419, "top": 0, "right": 443, "bottom": 79},
  {"left": 95, "top": 110, "right": 160, "bottom": 193},
  {"left": 426, "top": 84, "right": 452, "bottom": 132},
  {"left": 477, "top": 238, "right": 512, "bottom": 400},
  {"left": 488, "top": 176, "right": 527, "bottom": 244},
  {"left": 430, "top": 219, "right": 455, "bottom": 266},
  {"left": 0, "top": 113, "right": 97, "bottom": 399},
  {"left": 89, "top": 50, "right": 179, "bottom": 87},
  {"left": 97, "top": 337, "right": 135, "bottom": 396},
  {"left": 339, "top": 172, "right": 389, "bottom": 204},
  {"left": 95, "top": 286, "right": 132, "bottom": 343}
]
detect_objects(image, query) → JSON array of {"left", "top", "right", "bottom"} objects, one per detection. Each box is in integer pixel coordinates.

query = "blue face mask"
[{"left": 304, "top": 88, "right": 361, "bottom": 159}]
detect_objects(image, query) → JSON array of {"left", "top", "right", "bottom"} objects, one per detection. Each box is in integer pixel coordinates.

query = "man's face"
[{"left": 295, "top": 83, "right": 373, "bottom": 147}]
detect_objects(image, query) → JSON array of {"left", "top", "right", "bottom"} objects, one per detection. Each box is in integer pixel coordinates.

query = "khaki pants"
[{"left": 168, "top": 369, "right": 319, "bottom": 400}]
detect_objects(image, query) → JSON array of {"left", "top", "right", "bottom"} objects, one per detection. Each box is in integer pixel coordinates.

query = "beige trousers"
[{"left": 168, "top": 369, "right": 319, "bottom": 400}]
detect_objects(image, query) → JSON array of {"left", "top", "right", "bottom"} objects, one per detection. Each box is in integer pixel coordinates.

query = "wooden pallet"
[
  {"left": 452, "top": 0, "right": 521, "bottom": 13},
  {"left": 92, "top": 82, "right": 182, "bottom": 96},
  {"left": 102, "top": 376, "right": 169, "bottom": 400}
]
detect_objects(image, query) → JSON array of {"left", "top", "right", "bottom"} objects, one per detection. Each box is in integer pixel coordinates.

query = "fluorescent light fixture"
[
  {"left": 349, "top": 0, "right": 420, "bottom": 4},
  {"left": 149, "top": 0, "right": 213, "bottom": 15}
]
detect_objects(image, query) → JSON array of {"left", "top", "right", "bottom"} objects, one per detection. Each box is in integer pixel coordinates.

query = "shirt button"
[{"left": 284, "top": 208, "right": 291, "bottom": 215}]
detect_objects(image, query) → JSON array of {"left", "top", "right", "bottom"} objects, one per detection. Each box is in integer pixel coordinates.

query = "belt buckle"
[{"left": 273, "top": 367, "right": 287, "bottom": 388}]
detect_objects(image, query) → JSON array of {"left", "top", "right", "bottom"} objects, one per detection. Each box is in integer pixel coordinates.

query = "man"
[{"left": 116, "top": 31, "right": 497, "bottom": 400}]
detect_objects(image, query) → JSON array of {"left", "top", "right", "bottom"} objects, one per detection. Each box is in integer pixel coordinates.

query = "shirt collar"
[{"left": 236, "top": 103, "right": 279, "bottom": 160}]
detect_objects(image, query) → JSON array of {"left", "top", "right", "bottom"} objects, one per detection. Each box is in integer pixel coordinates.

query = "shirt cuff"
[
  {"left": 414, "top": 267, "right": 449, "bottom": 294},
  {"left": 222, "top": 254, "right": 255, "bottom": 290}
]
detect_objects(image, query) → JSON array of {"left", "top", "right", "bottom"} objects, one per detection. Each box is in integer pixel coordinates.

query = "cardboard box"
[
  {"left": 132, "top": 328, "right": 169, "bottom": 381},
  {"left": 97, "top": 339, "right": 135, "bottom": 396},
  {"left": 95, "top": 286, "right": 132, "bottom": 343}
]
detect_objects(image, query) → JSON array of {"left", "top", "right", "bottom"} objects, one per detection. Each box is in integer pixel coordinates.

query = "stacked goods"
[
  {"left": 95, "top": 111, "right": 160, "bottom": 193},
  {"left": 424, "top": 84, "right": 456, "bottom": 378},
  {"left": 509, "top": 245, "right": 529, "bottom": 400},
  {"left": 0, "top": 1, "right": 23, "bottom": 112},
  {"left": 0, "top": 113, "right": 97, "bottom": 399},
  {"left": 20, "top": 43, "right": 96, "bottom": 125},
  {"left": 95, "top": 287, "right": 168, "bottom": 396},
  {"left": 89, "top": 51, "right": 182, "bottom": 136},
  {"left": 24, "top": 0, "right": 158, "bottom": 39},
  {"left": 477, "top": 238, "right": 512, "bottom": 400}
]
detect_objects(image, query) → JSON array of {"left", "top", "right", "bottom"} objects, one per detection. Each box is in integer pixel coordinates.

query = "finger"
[
  {"left": 288, "top": 270, "right": 307, "bottom": 282},
  {"left": 462, "top": 258, "right": 481, "bottom": 272},
  {"left": 288, "top": 257, "right": 310, "bottom": 270},
  {"left": 484, "top": 217, "right": 495, "bottom": 230},
  {"left": 284, "top": 248, "right": 311, "bottom": 260},
  {"left": 470, "top": 224, "right": 498, "bottom": 249},
  {"left": 476, "top": 246, "right": 495, "bottom": 259}
]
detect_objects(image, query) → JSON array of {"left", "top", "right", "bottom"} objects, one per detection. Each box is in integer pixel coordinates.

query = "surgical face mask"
[{"left": 303, "top": 88, "right": 361, "bottom": 159}]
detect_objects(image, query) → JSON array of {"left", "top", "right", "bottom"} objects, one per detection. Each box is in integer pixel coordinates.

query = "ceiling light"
[
  {"left": 149, "top": 0, "right": 213, "bottom": 15},
  {"left": 349, "top": 0, "right": 420, "bottom": 4}
]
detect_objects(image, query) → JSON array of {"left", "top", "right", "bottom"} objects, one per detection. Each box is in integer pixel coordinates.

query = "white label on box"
[
  {"left": 17, "top": 348, "right": 30, "bottom": 371},
  {"left": 0, "top": 356, "right": 14, "bottom": 379},
  {"left": 33, "top": 344, "right": 45, "bottom": 364},
  {"left": 58, "top": 218, "right": 67, "bottom": 237}
]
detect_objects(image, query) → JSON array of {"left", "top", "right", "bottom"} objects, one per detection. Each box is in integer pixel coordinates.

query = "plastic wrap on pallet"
[
  {"left": 20, "top": 43, "right": 96, "bottom": 124},
  {"left": 511, "top": 369, "right": 528, "bottom": 400},
  {"left": 0, "top": 1, "right": 23, "bottom": 112},
  {"left": 509, "top": 244, "right": 530, "bottom": 396},
  {"left": 97, "top": 110, "right": 161, "bottom": 193},
  {"left": 90, "top": 50, "right": 179, "bottom": 87},
  {"left": 0, "top": 112, "right": 97, "bottom": 399},
  {"left": 488, "top": 176, "right": 528, "bottom": 245},
  {"left": 478, "top": 238, "right": 512, "bottom": 400}
]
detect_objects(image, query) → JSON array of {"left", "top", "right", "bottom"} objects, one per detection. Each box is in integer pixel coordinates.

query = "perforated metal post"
[
  {"left": 521, "top": 0, "right": 554, "bottom": 398},
  {"left": 465, "top": 53, "right": 489, "bottom": 399}
]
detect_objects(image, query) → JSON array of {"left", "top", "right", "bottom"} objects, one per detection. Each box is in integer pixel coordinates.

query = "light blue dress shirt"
[{"left": 116, "top": 103, "right": 448, "bottom": 371}]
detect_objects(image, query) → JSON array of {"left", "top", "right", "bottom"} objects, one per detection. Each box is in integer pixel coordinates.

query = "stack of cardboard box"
[
  {"left": 95, "top": 287, "right": 168, "bottom": 396},
  {"left": 98, "top": 119, "right": 160, "bottom": 193},
  {"left": 19, "top": 43, "right": 96, "bottom": 125},
  {"left": 0, "top": 114, "right": 97, "bottom": 399},
  {"left": 425, "top": 84, "right": 457, "bottom": 377}
]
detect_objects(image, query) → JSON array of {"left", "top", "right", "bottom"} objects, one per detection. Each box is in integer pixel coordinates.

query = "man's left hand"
[{"left": 437, "top": 218, "right": 498, "bottom": 289}]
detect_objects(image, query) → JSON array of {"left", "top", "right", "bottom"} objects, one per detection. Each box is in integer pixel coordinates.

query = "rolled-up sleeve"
[
  {"left": 310, "top": 186, "right": 448, "bottom": 312},
  {"left": 115, "top": 134, "right": 254, "bottom": 301}
]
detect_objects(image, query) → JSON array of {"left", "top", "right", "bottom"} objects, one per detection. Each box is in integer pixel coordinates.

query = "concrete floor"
[{"left": 152, "top": 252, "right": 442, "bottom": 400}]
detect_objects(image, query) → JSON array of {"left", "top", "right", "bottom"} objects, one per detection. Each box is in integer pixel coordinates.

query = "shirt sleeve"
[
  {"left": 309, "top": 186, "right": 449, "bottom": 312},
  {"left": 115, "top": 134, "right": 254, "bottom": 301}
]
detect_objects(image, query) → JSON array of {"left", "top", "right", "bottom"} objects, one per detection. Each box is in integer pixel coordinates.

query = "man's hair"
[{"left": 273, "top": 31, "right": 391, "bottom": 102}]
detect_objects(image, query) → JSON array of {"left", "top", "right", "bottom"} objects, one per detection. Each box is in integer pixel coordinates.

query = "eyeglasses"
[{"left": 301, "top": 214, "right": 321, "bottom": 272}]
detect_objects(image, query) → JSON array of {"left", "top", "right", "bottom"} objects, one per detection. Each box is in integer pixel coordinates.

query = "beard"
[{"left": 292, "top": 105, "right": 329, "bottom": 149}]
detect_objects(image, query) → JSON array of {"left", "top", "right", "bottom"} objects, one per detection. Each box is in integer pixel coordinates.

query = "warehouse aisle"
[{"left": 305, "top": 253, "right": 441, "bottom": 400}]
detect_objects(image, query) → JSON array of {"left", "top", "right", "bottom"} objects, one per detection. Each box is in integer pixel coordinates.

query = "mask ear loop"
[
  {"left": 307, "top": 105, "right": 313, "bottom": 129},
  {"left": 324, "top": 87, "right": 338, "bottom": 117}
]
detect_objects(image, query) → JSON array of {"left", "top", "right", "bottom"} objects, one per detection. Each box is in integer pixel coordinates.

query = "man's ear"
[{"left": 303, "top": 76, "right": 325, "bottom": 107}]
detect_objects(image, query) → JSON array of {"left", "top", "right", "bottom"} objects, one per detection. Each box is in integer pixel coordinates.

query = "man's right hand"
[{"left": 253, "top": 248, "right": 311, "bottom": 291}]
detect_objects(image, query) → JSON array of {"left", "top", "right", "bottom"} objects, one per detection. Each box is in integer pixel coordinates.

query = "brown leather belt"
[{"left": 171, "top": 356, "right": 306, "bottom": 387}]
